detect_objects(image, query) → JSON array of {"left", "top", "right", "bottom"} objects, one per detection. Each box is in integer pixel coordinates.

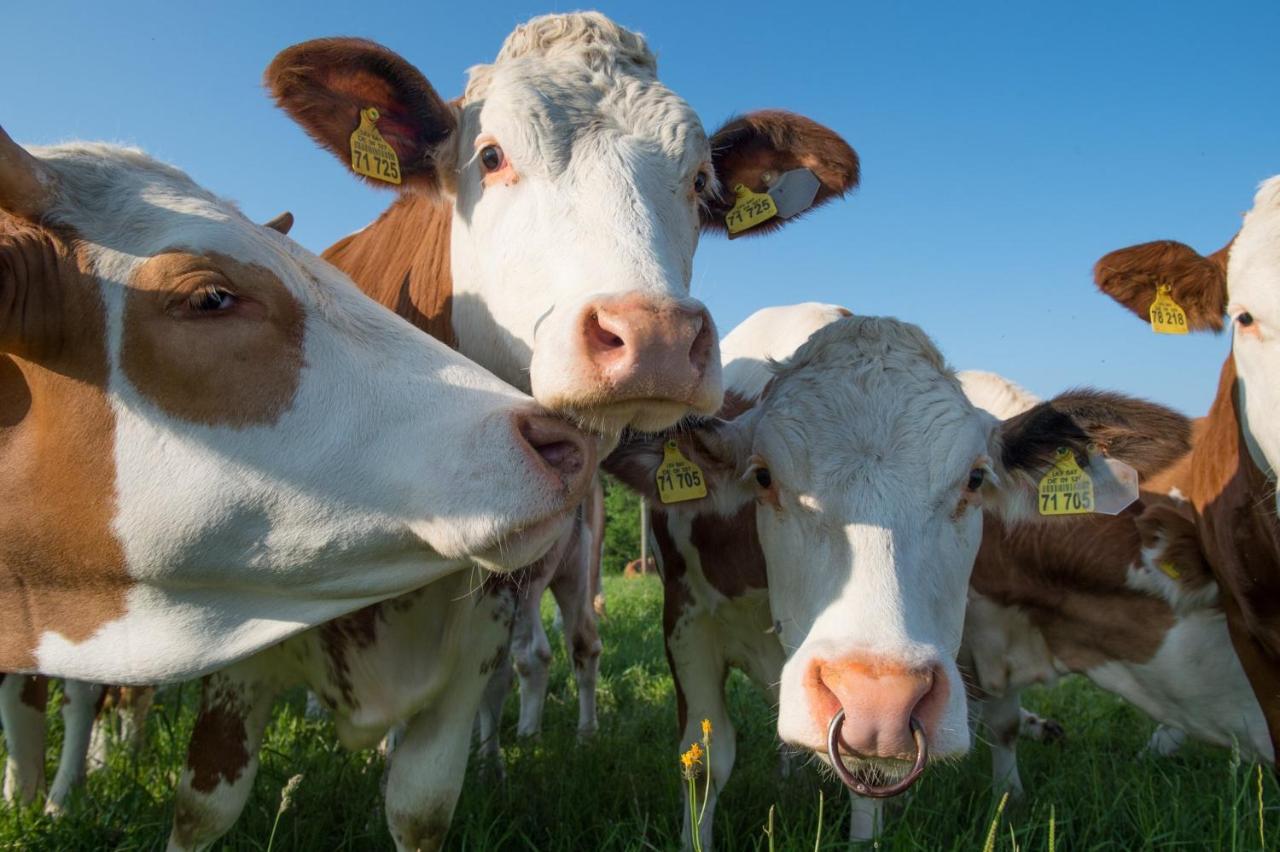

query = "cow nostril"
[
  {"left": 587, "top": 312, "right": 626, "bottom": 351},
  {"left": 516, "top": 414, "right": 588, "bottom": 484}
]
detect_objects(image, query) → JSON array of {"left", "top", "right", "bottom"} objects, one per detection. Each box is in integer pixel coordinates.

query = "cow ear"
[
  {"left": 1093, "top": 238, "right": 1233, "bottom": 333},
  {"left": 0, "top": 125, "right": 54, "bottom": 222},
  {"left": 702, "top": 111, "right": 859, "bottom": 236},
  {"left": 263, "top": 211, "right": 294, "bottom": 235},
  {"left": 988, "top": 389, "right": 1191, "bottom": 521},
  {"left": 265, "top": 38, "right": 457, "bottom": 194},
  {"left": 603, "top": 416, "right": 754, "bottom": 512}
]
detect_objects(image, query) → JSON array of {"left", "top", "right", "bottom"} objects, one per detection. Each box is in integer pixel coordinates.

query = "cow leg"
[
  {"left": 1144, "top": 724, "right": 1188, "bottom": 757},
  {"left": 0, "top": 674, "right": 48, "bottom": 805},
  {"left": 117, "top": 686, "right": 155, "bottom": 752},
  {"left": 668, "top": 616, "right": 734, "bottom": 852},
  {"left": 168, "top": 668, "right": 277, "bottom": 852},
  {"left": 511, "top": 579, "right": 554, "bottom": 738},
  {"left": 980, "top": 688, "right": 1026, "bottom": 797},
  {"left": 386, "top": 591, "right": 514, "bottom": 852},
  {"left": 848, "top": 794, "right": 885, "bottom": 843},
  {"left": 45, "top": 680, "right": 104, "bottom": 815},
  {"left": 474, "top": 651, "right": 513, "bottom": 775},
  {"left": 549, "top": 536, "right": 602, "bottom": 739}
]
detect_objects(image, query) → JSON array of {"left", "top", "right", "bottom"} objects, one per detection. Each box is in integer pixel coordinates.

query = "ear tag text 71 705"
[
  {"left": 656, "top": 441, "right": 707, "bottom": 504},
  {"left": 1149, "top": 284, "right": 1189, "bottom": 335},
  {"left": 349, "top": 107, "right": 402, "bottom": 185},
  {"left": 1038, "top": 447, "right": 1138, "bottom": 516}
]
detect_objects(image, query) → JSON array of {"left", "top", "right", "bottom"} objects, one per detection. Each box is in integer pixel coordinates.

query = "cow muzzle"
[{"left": 530, "top": 293, "right": 723, "bottom": 434}]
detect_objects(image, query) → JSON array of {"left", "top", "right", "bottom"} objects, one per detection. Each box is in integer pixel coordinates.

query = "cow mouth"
[
  {"left": 469, "top": 506, "right": 578, "bottom": 574},
  {"left": 560, "top": 396, "right": 713, "bottom": 436},
  {"left": 824, "top": 711, "right": 929, "bottom": 798}
]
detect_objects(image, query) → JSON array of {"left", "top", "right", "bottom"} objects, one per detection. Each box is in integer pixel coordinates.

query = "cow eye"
[
  {"left": 693, "top": 171, "right": 708, "bottom": 194},
  {"left": 966, "top": 468, "right": 986, "bottom": 492},
  {"left": 755, "top": 467, "right": 773, "bottom": 489},
  {"left": 480, "top": 144, "right": 505, "bottom": 173},
  {"left": 1237, "top": 311, "right": 1255, "bottom": 328},
  {"left": 185, "top": 286, "right": 237, "bottom": 315}
]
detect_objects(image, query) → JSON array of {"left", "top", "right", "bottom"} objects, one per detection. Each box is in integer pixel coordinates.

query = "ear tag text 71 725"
[
  {"left": 1149, "top": 284, "right": 1189, "bottom": 335},
  {"left": 656, "top": 441, "right": 707, "bottom": 504},
  {"left": 349, "top": 107, "right": 402, "bottom": 185},
  {"left": 725, "top": 184, "right": 777, "bottom": 236}
]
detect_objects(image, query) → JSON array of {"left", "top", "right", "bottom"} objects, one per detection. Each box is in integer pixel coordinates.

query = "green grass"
[{"left": 2, "top": 575, "right": 1275, "bottom": 850}]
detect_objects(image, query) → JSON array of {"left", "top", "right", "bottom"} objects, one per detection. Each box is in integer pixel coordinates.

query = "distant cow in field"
[
  {"left": 1090, "top": 176, "right": 1280, "bottom": 762},
  {"left": 168, "top": 13, "right": 859, "bottom": 851},
  {"left": 0, "top": 123, "right": 594, "bottom": 808},
  {"left": 606, "top": 303, "right": 1190, "bottom": 847},
  {"left": 958, "top": 371, "right": 1271, "bottom": 799}
]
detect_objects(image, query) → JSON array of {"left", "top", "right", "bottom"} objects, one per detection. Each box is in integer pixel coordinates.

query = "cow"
[
  {"left": 604, "top": 303, "right": 1191, "bottom": 848},
  {"left": 958, "top": 370, "right": 1271, "bottom": 801},
  {"left": 1091, "top": 175, "right": 1280, "bottom": 761},
  {"left": 168, "top": 13, "right": 859, "bottom": 851},
  {"left": 0, "top": 126, "right": 595, "bottom": 811}
]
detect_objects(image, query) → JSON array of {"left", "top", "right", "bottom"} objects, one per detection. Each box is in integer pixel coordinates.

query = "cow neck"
[
  {"left": 1188, "top": 356, "right": 1280, "bottom": 563},
  {"left": 322, "top": 193, "right": 457, "bottom": 349}
]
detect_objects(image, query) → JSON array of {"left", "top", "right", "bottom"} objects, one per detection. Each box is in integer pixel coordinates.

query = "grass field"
[{"left": 1, "top": 574, "right": 1276, "bottom": 851}]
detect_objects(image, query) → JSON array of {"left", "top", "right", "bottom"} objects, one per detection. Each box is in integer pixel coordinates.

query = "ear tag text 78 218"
[
  {"left": 1149, "top": 284, "right": 1189, "bottom": 335},
  {"left": 350, "top": 107, "right": 402, "bottom": 185},
  {"left": 656, "top": 441, "right": 707, "bottom": 504}
]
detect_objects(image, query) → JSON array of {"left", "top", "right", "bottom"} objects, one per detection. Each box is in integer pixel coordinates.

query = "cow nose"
[
  {"left": 580, "top": 294, "right": 715, "bottom": 398},
  {"left": 512, "top": 411, "right": 596, "bottom": 498},
  {"left": 806, "top": 657, "right": 946, "bottom": 760}
]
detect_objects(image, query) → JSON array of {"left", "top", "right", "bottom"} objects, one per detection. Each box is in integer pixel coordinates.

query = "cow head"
[
  {"left": 1094, "top": 176, "right": 1280, "bottom": 501},
  {"left": 0, "top": 127, "right": 594, "bottom": 681},
  {"left": 608, "top": 314, "right": 1188, "bottom": 781},
  {"left": 265, "top": 12, "right": 859, "bottom": 433}
]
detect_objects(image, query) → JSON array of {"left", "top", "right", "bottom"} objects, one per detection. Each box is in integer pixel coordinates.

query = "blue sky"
[{"left": 5, "top": 1, "right": 1277, "bottom": 414}]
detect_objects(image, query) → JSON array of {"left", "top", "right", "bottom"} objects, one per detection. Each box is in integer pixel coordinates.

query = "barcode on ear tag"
[
  {"left": 725, "top": 184, "right": 777, "bottom": 235},
  {"left": 656, "top": 441, "right": 707, "bottom": 504},
  {"left": 1149, "top": 285, "right": 1189, "bottom": 335},
  {"left": 349, "top": 108, "right": 402, "bottom": 185}
]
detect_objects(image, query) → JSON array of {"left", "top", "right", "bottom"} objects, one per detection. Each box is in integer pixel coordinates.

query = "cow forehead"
[
  {"left": 758, "top": 360, "right": 987, "bottom": 495},
  {"left": 463, "top": 57, "right": 707, "bottom": 180},
  {"left": 1230, "top": 175, "right": 1280, "bottom": 305}
]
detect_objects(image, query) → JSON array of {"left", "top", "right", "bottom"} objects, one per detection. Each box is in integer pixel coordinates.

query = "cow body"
[
  {"left": 960, "top": 371, "right": 1271, "bottom": 797},
  {"left": 1092, "top": 177, "right": 1280, "bottom": 758},
  {"left": 171, "top": 13, "right": 860, "bottom": 851},
  {"left": 606, "top": 304, "right": 1190, "bottom": 848}
]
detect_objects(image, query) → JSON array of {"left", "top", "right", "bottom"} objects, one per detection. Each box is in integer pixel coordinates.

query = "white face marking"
[
  {"left": 722, "top": 318, "right": 998, "bottom": 763},
  {"left": 1228, "top": 176, "right": 1280, "bottom": 503},
  {"left": 23, "top": 142, "right": 585, "bottom": 682},
  {"left": 445, "top": 26, "right": 720, "bottom": 425}
]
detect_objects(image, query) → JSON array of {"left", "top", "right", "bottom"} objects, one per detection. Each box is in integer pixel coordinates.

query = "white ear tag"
[
  {"left": 767, "top": 168, "right": 821, "bottom": 219},
  {"left": 1086, "top": 451, "right": 1140, "bottom": 515}
]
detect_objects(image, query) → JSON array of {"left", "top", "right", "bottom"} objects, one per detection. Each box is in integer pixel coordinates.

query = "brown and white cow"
[
  {"left": 168, "top": 14, "right": 859, "bottom": 851},
  {"left": 958, "top": 371, "right": 1271, "bottom": 800},
  {"left": 605, "top": 304, "right": 1189, "bottom": 848},
  {"left": 1092, "top": 176, "right": 1280, "bottom": 761},
  {"left": 0, "top": 125, "right": 597, "bottom": 815}
]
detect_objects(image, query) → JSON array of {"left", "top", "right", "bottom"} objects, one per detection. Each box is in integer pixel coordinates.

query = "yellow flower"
[
  {"left": 680, "top": 742, "right": 703, "bottom": 771},
  {"left": 701, "top": 718, "right": 713, "bottom": 741}
]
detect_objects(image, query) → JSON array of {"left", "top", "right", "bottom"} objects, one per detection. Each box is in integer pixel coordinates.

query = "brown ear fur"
[
  {"left": 702, "top": 110, "right": 859, "bottom": 236},
  {"left": 265, "top": 38, "right": 456, "bottom": 193},
  {"left": 263, "top": 211, "right": 294, "bottom": 235},
  {"left": 1133, "top": 502, "right": 1214, "bottom": 593},
  {"left": 1000, "top": 389, "right": 1191, "bottom": 482},
  {"left": 1093, "top": 238, "right": 1234, "bottom": 333}
]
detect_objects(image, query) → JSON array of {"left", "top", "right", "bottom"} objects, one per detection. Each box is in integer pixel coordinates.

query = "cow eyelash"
[{"left": 184, "top": 285, "right": 237, "bottom": 315}]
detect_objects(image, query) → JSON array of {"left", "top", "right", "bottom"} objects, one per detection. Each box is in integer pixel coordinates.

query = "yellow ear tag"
[
  {"left": 349, "top": 107, "right": 402, "bottom": 185},
  {"left": 1158, "top": 561, "right": 1182, "bottom": 580},
  {"left": 1149, "top": 284, "right": 1189, "bottom": 335},
  {"left": 725, "top": 184, "right": 778, "bottom": 235},
  {"left": 1037, "top": 448, "right": 1095, "bottom": 516},
  {"left": 656, "top": 441, "right": 707, "bottom": 504}
]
